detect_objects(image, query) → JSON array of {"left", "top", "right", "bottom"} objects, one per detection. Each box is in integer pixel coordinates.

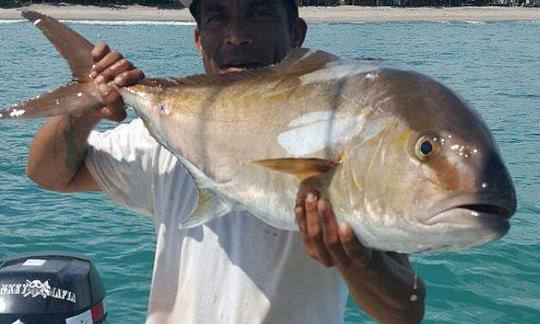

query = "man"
[{"left": 26, "top": 0, "right": 425, "bottom": 322}]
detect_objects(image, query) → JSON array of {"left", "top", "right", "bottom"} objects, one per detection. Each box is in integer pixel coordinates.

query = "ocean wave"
[
  {"left": 0, "top": 19, "right": 195, "bottom": 26},
  {"left": 0, "top": 20, "right": 25, "bottom": 24},
  {"left": 63, "top": 20, "right": 196, "bottom": 26},
  {"left": 464, "top": 20, "right": 487, "bottom": 25}
]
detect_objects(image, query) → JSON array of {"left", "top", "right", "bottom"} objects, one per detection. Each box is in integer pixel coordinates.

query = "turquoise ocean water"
[{"left": 0, "top": 19, "right": 539, "bottom": 323}]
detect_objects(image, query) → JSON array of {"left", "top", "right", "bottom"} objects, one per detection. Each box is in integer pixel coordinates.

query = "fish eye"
[{"left": 415, "top": 135, "right": 438, "bottom": 161}]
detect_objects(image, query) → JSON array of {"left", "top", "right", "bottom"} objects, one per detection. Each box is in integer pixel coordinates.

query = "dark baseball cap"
[{"left": 180, "top": 0, "right": 299, "bottom": 18}]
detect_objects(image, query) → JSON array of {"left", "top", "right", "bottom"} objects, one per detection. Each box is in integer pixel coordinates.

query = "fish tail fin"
[
  {"left": 0, "top": 11, "right": 102, "bottom": 120},
  {"left": 0, "top": 83, "right": 102, "bottom": 120},
  {"left": 22, "top": 10, "right": 95, "bottom": 83}
]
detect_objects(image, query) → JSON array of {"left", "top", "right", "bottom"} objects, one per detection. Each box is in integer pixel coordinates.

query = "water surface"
[{"left": 0, "top": 20, "right": 539, "bottom": 323}]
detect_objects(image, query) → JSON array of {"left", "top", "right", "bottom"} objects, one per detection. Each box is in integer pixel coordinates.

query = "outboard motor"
[{"left": 0, "top": 253, "right": 107, "bottom": 324}]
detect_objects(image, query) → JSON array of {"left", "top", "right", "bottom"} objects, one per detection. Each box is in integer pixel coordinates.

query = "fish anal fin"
[
  {"left": 181, "top": 187, "right": 231, "bottom": 229},
  {"left": 253, "top": 158, "right": 337, "bottom": 182}
]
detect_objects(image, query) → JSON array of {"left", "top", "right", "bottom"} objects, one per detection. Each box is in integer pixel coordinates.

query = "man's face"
[{"left": 194, "top": 0, "right": 306, "bottom": 74}]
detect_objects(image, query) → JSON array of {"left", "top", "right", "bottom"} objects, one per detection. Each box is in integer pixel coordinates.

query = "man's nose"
[{"left": 226, "top": 21, "right": 253, "bottom": 46}]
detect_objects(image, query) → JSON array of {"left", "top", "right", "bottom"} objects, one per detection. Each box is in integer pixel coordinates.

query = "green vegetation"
[
  {"left": 301, "top": 0, "right": 539, "bottom": 5},
  {"left": 0, "top": 0, "right": 179, "bottom": 8},
  {"left": 0, "top": 0, "right": 538, "bottom": 8}
]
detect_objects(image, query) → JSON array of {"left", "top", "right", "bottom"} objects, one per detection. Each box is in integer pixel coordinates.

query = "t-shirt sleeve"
[{"left": 85, "top": 119, "right": 157, "bottom": 216}]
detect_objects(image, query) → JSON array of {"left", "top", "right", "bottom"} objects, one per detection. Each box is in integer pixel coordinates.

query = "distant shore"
[{"left": 0, "top": 4, "right": 539, "bottom": 22}]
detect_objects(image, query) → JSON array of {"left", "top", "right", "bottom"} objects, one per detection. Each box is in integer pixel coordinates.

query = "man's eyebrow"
[
  {"left": 202, "top": 3, "right": 226, "bottom": 14},
  {"left": 246, "top": 0, "right": 278, "bottom": 10}
]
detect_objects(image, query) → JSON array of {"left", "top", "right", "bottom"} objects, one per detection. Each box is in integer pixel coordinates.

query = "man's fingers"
[
  {"left": 319, "top": 199, "right": 339, "bottom": 246},
  {"left": 305, "top": 193, "right": 334, "bottom": 267},
  {"left": 114, "top": 69, "right": 145, "bottom": 87},
  {"left": 338, "top": 223, "right": 373, "bottom": 268},
  {"left": 99, "top": 105, "right": 127, "bottom": 122},
  {"left": 99, "top": 91, "right": 127, "bottom": 122},
  {"left": 94, "top": 59, "right": 133, "bottom": 85},
  {"left": 92, "top": 51, "right": 124, "bottom": 82},
  {"left": 91, "top": 42, "right": 111, "bottom": 63},
  {"left": 305, "top": 193, "right": 323, "bottom": 243},
  {"left": 295, "top": 204, "right": 307, "bottom": 237},
  {"left": 88, "top": 43, "right": 139, "bottom": 123},
  {"left": 319, "top": 199, "right": 351, "bottom": 267},
  {"left": 305, "top": 193, "right": 321, "bottom": 239},
  {"left": 305, "top": 240, "right": 334, "bottom": 267}
]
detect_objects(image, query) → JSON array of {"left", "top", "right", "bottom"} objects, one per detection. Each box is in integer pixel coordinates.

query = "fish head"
[
  {"left": 336, "top": 68, "right": 516, "bottom": 253},
  {"left": 119, "top": 79, "right": 180, "bottom": 145}
]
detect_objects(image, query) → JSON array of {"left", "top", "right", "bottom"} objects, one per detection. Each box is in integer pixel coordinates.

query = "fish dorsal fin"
[
  {"left": 271, "top": 48, "right": 338, "bottom": 75},
  {"left": 172, "top": 48, "right": 338, "bottom": 88},
  {"left": 22, "top": 11, "right": 94, "bottom": 82},
  {"left": 253, "top": 158, "right": 337, "bottom": 181}
]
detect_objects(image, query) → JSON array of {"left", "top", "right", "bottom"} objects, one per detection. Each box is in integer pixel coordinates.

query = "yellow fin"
[
  {"left": 182, "top": 186, "right": 231, "bottom": 229},
  {"left": 177, "top": 158, "right": 232, "bottom": 229},
  {"left": 253, "top": 158, "right": 337, "bottom": 181},
  {"left": 271, "top": 48, "right": 338, "bottom": 75}
]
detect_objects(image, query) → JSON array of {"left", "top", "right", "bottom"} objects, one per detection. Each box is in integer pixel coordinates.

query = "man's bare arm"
[
  {"left": 27, "top": 112, "right": 101, "bottom": 192},
  {"left": 26, "top": 43, "right": 144, "bottom": 193}
]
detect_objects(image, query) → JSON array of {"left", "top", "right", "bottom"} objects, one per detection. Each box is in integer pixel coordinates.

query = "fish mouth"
[
  {"left": 423, "top": 204, "right": 511, "bottom": 225},
  {"left": 422, "top": 201, "right": 512, "bottom": 239},
  {"left": 458, "top": 204, "right": 512, "bottom": 219},
  {"left": 424, "top": 192, "right": 515, "bottom": 224}
]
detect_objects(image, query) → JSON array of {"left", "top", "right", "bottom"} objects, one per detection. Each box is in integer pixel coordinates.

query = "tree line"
[
  {"left": 300, "top": 0, "right": 538, "bottom": 5},
  {"left": 1, "top": 0, "right": 538, "bottom": 8}
]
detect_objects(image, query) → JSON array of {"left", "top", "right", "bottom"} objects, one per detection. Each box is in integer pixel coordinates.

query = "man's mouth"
[{"left": 219, "top": 62, "right": 264, "bottom": 74}]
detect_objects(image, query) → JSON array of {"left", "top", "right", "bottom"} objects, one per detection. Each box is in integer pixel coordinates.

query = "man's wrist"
[{"left": 337, "top": 249, "right": 382, "bottom": 279}]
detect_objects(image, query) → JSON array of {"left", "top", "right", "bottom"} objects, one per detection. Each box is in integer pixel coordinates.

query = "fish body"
[{"left": 1, "top": 11, "right": 516, "bottom": 253}]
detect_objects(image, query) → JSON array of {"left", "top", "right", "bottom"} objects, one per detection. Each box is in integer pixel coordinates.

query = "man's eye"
[
  {"left": 207, "top": 13, "right": 226, "bottom": 22},
  {"left": 250, "top": 9, "right": 274, "bottom": 18}
]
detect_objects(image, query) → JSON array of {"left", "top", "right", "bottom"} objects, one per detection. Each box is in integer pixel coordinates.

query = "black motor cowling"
[{"left": 0, "top": 253, "right": 106, "bottom": 324}]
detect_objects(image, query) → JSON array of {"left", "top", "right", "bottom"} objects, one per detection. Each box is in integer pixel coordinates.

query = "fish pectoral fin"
[
  {"left": 253, "top": 158, "right": 337, "bottom": 181},
  {"left": 181, "top": 187, "right": 231, "bottom": 229}
]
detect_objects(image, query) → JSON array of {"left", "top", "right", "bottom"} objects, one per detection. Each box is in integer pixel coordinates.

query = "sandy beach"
[{"left": 0, "top": 4, "right": 539, "bottom": 22}]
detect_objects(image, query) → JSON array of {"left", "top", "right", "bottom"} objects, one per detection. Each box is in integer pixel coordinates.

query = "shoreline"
[{"left": 0, "top": 5, "right": 539, "bottom": 22}]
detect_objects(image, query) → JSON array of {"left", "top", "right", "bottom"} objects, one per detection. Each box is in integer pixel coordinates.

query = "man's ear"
[
  {"left": 194, "top": 27, "right": 203, "bottom": 57},
  {"left": 291, "top": 18, "right": 308, "bottom": 48}
]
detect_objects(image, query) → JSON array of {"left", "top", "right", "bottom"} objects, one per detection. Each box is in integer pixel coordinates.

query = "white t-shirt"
[{"left": 86, "top": 119, "right": 348, "bottom": 324}]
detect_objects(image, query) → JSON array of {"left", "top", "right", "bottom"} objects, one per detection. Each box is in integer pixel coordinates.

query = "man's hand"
[
  {"left": 89, "top": 42, "right": 145, "bottom": 122},
  {"left": 295, "top": 192, "right": 373, "bottom": 271},
  {"left": 295, "top": 192, "right": 425, "bottom": 323},
  {"left": 26, "top": 43, "right": 145, "bottom": 192}
]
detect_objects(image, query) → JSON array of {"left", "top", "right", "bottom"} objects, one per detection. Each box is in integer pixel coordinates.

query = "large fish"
[{"left": 1, "top": 11, "right": 516, "bottom": 253}]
